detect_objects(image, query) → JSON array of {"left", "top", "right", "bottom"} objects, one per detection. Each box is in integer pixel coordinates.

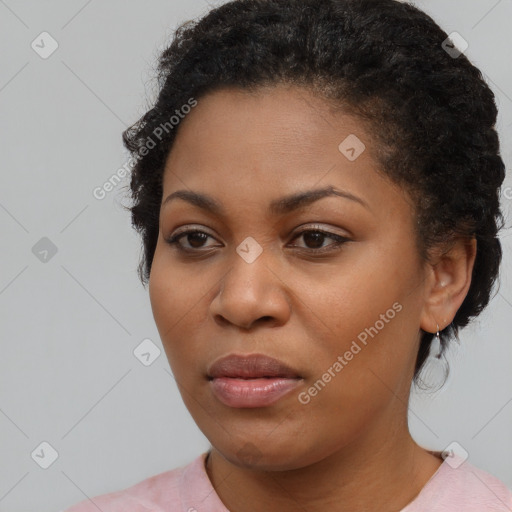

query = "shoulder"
[
  {"left": 439, "top": 456, "right": 512, "bottom": 508},
  {"left": 62, "top": 453, "right": 206, "bottom": 512},
  {"left": 404, "top": 454, "right": 512, "bottom": 511}
]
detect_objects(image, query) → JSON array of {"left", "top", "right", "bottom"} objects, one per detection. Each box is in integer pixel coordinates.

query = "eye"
[
  {"left": 289, "top": 226, "right": 351, "bottom": 253},
  {"left": 165, "top": 228, "right": 219, "bottom": 252},
  {"left": 164, "top": 225, "right": 351, "bottom": 255}
]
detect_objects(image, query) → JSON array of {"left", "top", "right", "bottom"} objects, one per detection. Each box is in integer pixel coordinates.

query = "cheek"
[
  {"left": 149, "top": 245, "right": 206, "bottom": 326},
  {"left": 148, "top": 252, "right": 204, "bottom": 365},
  {"left": 149, "top": 257, "right": 178, "bottom": 333},
  {"left": 298, "top": 244, "right": 408, "bottom": 342},
  {"left": 296, "top": 241, "right": 422, "bottom": 387}
]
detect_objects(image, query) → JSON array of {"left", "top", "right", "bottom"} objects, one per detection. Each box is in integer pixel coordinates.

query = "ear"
[{"left": 419, "top": 237, "right": 477, "bottom": 334}]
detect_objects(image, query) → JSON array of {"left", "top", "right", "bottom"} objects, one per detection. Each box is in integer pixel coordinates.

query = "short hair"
[{"left": 121, "top": 0, "right": 506, "bottom": 379}]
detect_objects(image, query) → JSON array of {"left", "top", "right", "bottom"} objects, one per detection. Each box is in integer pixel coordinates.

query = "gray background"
[{"left": 0, "top": 0, "right": 511, "bottom": 510}]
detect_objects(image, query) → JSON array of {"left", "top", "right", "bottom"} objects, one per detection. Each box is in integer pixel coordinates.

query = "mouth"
[
  {"left": 207, "top": 353, "right": 303, "bottom": 408},
  {"left": 207, "top": 353, "right": 301, "bottom": 380}
]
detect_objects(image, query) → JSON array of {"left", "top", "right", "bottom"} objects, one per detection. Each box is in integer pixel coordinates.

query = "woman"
[{"left": 65, "top": 0, "right": 512, "bottom": 510}]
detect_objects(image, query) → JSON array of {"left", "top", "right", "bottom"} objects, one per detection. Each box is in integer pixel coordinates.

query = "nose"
[{"left": 209, "top": 248, "right": 292, "bottom": 331}]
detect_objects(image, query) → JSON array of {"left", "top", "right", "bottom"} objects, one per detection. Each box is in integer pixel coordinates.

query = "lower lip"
[{"left": 209, "top": 377, "right": 302, "bottom": 408}]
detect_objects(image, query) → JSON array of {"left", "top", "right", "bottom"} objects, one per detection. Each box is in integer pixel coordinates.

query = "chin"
[{"left": 212, "top": 435, "right": 328, "bottom": 472}]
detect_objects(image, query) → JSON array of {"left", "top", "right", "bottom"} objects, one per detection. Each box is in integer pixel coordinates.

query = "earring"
[{"left": 435, "top": 323, "right": 442, "bottom": 358}]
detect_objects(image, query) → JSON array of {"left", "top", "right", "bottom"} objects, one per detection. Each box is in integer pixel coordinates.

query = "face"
[{"left": 149, "top": 84, "right": 431, "bottom": 471}]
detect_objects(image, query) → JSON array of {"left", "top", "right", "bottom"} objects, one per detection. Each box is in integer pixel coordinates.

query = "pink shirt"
[{"left": 64, "top": 452, "right": 512, "bottom": 511}]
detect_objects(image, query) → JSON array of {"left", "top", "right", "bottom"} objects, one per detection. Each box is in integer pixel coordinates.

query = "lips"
[
  {"left": 207, "top": 353, "right": 301, "bottom": 380},
  {"left": 207, "top": 353, "right": 303, "bottom": 408}
]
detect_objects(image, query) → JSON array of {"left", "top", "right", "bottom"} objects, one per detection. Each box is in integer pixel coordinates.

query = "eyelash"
[{"left": 164, "top": 226, "right": 350, "bottom": 256}]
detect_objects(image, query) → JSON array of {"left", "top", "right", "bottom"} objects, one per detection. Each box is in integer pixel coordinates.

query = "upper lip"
[{"left": 207, "top": 353, "right": 301, "bottom": 379}]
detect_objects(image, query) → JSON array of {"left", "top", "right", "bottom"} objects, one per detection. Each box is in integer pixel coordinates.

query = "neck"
[{"left": 205, "top": 410, "right": 443, "bottom": 512}]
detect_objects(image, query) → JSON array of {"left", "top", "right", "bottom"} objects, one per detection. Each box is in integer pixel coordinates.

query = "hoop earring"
[{"left": 435, "top": 323, "right": 442, "bottom": 358}]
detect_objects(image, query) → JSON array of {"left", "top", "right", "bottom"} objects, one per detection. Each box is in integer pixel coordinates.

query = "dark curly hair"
[{"left": 121, "top": 0, "right": 506, "bottom": 380}]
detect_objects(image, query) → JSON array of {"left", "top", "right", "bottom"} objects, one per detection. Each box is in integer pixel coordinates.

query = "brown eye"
[
  {"left": 301, "top": 231, "right": 327, "bottom": 249},
  {"left": 165, "top": 229, "right": 219, "bottom": 252},
  {"left": 164, "top": 226, "right": 350, "bottom": 256},
  {"left": 290, "top": 228, "right": 351, "bottom": 253}
]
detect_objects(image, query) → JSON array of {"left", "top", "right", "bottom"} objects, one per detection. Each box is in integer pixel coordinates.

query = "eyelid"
[
  {"left": 165, "top": 223, "right": 352, "bottom": 255},
  {"left": 293, "top": 223, "right": 349, "bottom": 238},
  {"left": 167, "top": 222, "right": 348, "bottom": 241},
  {"left": 171, "top": 224, "right": 216, "bottom": 236},
  {"left": 164, "top": 225, "right": 221, "bottom": 252}
]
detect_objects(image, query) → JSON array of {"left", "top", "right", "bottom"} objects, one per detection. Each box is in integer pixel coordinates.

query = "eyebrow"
[{"left": 161, "top": 185, "right": 370, "bottom": 216}]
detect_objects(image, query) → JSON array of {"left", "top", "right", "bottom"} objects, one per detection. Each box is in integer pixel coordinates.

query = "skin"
[{"left": 148, "top": 83, "right": 477, "bottom": 511}]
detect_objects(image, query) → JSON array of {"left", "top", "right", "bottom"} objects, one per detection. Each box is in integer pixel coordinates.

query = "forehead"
[
  {"left": 161, "top": 84, "right": 407, "bottom": 219},
  {"left": 166, "top": 84, "right": 365, "bottom": 163}
]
